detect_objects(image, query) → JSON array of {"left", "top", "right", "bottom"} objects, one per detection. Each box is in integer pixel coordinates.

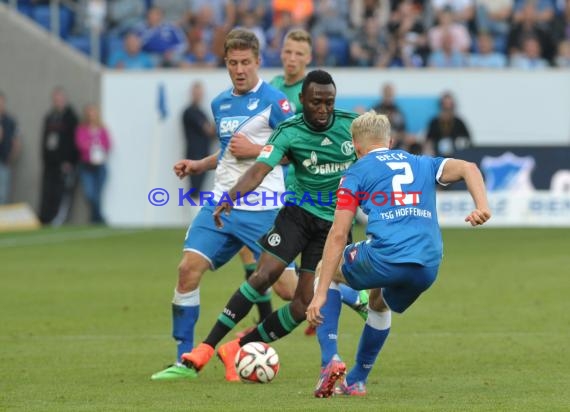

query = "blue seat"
[
  {"left": 32, "top": 5, "right": 74, "bottom": 39},
  {"left": 66, "top": 35, "right": 91, "bottom": 56},
  {"left": 328, "top": 37, "right": 350, "bottom": 67},
  {"left": 17, "top": 4, "right": 33, "bottom": 18}
]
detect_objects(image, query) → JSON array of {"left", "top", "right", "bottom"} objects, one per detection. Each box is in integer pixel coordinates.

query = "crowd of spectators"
[{"left": 9, "top": 0, "right": 570, "bottom": 69}]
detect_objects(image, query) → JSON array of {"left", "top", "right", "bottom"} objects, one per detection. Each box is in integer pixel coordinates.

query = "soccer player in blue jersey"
[
  {"left": 151, "top": 29, "right": 294, "bottom": 381},
  {"left": 306, "top": 111, "right": 491, "bottom": 397}
]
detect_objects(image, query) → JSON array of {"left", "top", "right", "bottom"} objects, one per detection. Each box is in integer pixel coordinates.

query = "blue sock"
[
  {"left": 316, "top": 286, "right": 342, "bottom": 367},
  {"left": 346, "top": 310, "right": 391, "bottom": 385},
  {"left": 172, "top": 289, "right": 200, "bottom": 363},
  {"left": 339, "top": 284, "right": 359, "bottom": 306}
]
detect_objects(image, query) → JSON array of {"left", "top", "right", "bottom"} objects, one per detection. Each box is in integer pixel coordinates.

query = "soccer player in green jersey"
[
  {"left": 234, "top": 29, "right": 314, "bottom": 327},
  {"left": 269, "top": 29, "right": 312, "bottom": 114},
  {"left": 181, "top": 70, "right": 359, "bottom": 382}
]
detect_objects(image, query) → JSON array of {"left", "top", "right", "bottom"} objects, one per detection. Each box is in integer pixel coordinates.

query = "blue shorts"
[
  {"left": 183, "top": 206, "right": 279, "bottom": 270},
  {"left": 341, "top": 241, "right": 439, "bottom": 313}
]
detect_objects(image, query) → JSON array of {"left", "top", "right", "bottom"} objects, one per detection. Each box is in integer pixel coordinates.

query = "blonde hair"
[
  {"left": 284, "top": 29, "right": 312, "bottom": 47},
  {"left": 350, "top": 110, "right": 391, "bottom": 146},
  {"left": 224, "top": 28, "right": 260, "bottom": 58}
]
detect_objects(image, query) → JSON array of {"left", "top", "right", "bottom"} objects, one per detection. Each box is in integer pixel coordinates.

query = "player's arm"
[
  {"left": 213, "top": 161, "right": 273, "bottom": 228},
  {"left": 439, "top": 158, "right": 492, "bottom": 226},
  {"left": 229, "top": 132, "right": 263, "bottom": 159},
  {"left": 173, "top": 150, "right": 220, "bottom": 179}
]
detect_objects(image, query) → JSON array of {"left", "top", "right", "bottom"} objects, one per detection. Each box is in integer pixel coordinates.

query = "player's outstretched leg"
[
  {"left": 315, "top": 282, "right": 342, "bottom": 367},
  {"left": 216, "top": 338, "right": 242, "bottom": 381},
  {"left": 342, "top": 305, "right": 391, "bottom": 395},
  {"left": 180, "top": 281, "right": 261, "bottom": 375},
  {"left": 314, "top": 354, "right": 346, "bottom": 398},
  {"left": 151, "top": 288, "right": 201, "bottom": 380}
]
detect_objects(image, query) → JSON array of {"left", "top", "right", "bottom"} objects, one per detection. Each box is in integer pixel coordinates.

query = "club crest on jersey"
[
  {"left": 267, "top": 233, "right": 281, "bottom": 247},
  {"left": 258, "top": 145, "right": 274, "bottom": 159},
  {"left": 341, "top": 141, "right": 354, "bottom": 156},
  {"left": 247, "top": 98, "right": 259, "bottom": 111},
  {"left": 279, "top": 99, "right": 291, "bottom": 113}
]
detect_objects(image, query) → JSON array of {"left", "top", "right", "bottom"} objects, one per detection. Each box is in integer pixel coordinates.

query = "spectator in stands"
[
  {"left": 507, "top": 1, "right": 555, "bottom": 61},
  {"left": 468, "top": 32, "right": 507, "bottom": 67},
  {"left": 552, "top": 0, "right": 570, "bottom": 43},
  {"left": 312, "top": 34, "right": 338, "bottom": 66},
  {"left": 510, "top": 36, "right": 550, "bottom": 68},
  {"left": 555, "top": 39, "right": 570, "bottom": 66},
  {"left": 431, "top": 0, "right": 476, "bottom": 27},
  {"left": 39, "top": 87, "right": 79, "bottom": 225},
  {"left": 179, "top": 39, "right": 219, "bottom": 68},
  {"left": 350, "top": 0, "right": 391, "bottom": 30},
  {"left": 387, "top": 0, "right": 430, "bottom": 66},
  {"left": 513, "top": 0, "right": 555, "bottom": 28},
  {"left": 262, "top": 34, "right": 285, "bottom": 68},
  {"left": 350, "top": 16, "right": 389, "bottom": 66},
  {"left": 272, "top": 0, "right": 314, "bottom": 27},
  {"left": 371, "top": 83, "right": 410, "bottom": 149},
  {"left": 75, "top": 104, "right": 111, "bottom": 225},
  {"left": 84, "top": 0, "right": 107, "bottom": 34},
  {"left": 425, "top": 92, "right": 471, "bottom": 157},
  {"left": 135, "top": 6, "right": 187, "bottom": 67},
  {"left": 265, "top": 11, "right": 295, "bottom": 55},
  {"left": 428, "top": 29, "right": 468, "bottom": 67},
  {"left": 475, "top": 0, "right": 513, "bottom": 50},
  {"left": 106, "top": 0, "right": 146, "bottom": 36},
  {"left": 235, "top": 0, "right": 269, "bottom": 28},
  {"left": 0, "top": 92, "right": 21, "bottom": 205},
  {"left": 428, "top": 7, "right": 472, "bottom": 52},
  {"left": 153, "top": 0, "right": 193, "bottom": 26},
  {"left": 181, "top": 82, "right": 215, "bottom": 195},
  {"left": 190, "top": 0, "right": 236, "bottom": 32},
  {"left": 311, "top": 0, "right": 351, "bottom": 40},
  {"left": 107, "top": 32, "right": 155, "bottom": 69},
  {"left": 236, "top": 12, "right": 267, "bottom": 52},
  {"left": 378, "top": 33, "right": 424, "bottom": 67},
  {"left": 189, "top": 2, "right": 237, "bottom": 58}
]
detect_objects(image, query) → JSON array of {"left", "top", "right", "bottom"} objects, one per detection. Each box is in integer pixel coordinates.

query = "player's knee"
[
  {"left": 369, "top": 288, "right": 389, "bottom": 312},
  {"left": 177, "top": 258, "right": 206, "bottom": 292}
]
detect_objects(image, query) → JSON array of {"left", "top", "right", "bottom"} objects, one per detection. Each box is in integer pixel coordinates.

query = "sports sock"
[
  {"left": 172, "top": 288, "right": 200, "bottom": 362},
  {"left": 245, "top": 264, "right": 273, "bottom": 322},
  {"left": 203, "top": 282, "right": 262, "bottom": 348},
  {"left": 240, "top": 304, "right": 301, "bottom": 344},
  {"left": 316, "top": 283, "right": 342, "bottom": 367},
  {"left": 338, "top": 283, "right": 359, "bottom": 307},
  {"left": 346, "top": 309, "right": 391, "bottom": 385}
]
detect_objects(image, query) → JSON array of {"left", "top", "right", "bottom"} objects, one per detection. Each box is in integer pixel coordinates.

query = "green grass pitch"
[{"left": 1, "top": 226, "right": 569, "bottom": 411}]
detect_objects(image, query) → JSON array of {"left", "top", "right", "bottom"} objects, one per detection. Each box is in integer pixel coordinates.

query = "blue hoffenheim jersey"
[
  {"left": 211, "top": 79, "right": 293, "bottom": 210},
  {"left": 339, "top": 148, "right": 448, "bottom": 266}
]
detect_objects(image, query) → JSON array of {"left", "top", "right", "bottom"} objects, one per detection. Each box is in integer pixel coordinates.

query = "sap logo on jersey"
[{"left": 219, "top": 116, "right": 247, "bottom": 137}]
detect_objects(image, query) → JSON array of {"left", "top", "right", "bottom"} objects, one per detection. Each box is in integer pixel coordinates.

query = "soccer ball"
[{"left": 234, "top": 342, "right": 280, "bottom": 383}]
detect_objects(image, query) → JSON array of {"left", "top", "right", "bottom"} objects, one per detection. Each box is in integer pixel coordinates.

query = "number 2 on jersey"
[{"left": 386, "top": 162, "right": 420, "bottom": 205}]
